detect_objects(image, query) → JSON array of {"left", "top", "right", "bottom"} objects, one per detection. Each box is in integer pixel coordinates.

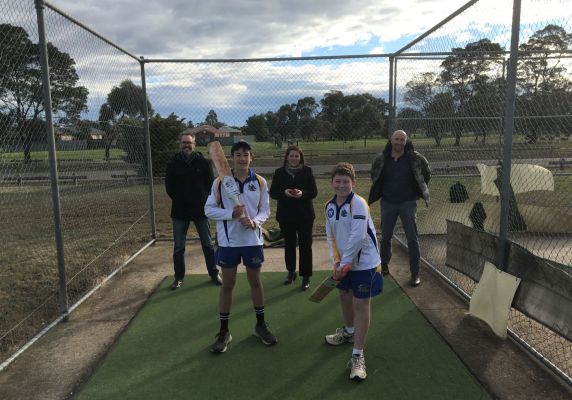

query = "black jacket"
[
  {"left": 165, "top": 152, "right": 214, "bottom": 220},
  {"left": 269, "top": 165, "right": 318, "bottom": 223},
  {"left": 368, "top": 141, "right": 431, "bottom": 206}
]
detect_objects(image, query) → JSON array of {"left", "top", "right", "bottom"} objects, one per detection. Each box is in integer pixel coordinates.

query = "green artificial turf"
[{"left": 77, "top": 271, "right": 490, "bottom": 400}]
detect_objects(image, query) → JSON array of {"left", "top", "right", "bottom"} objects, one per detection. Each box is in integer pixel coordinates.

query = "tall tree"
[
  {"left": 99, "top": 80, "right": 152, "bottom": 159},
  {"left": 205, "top": 109, "right": 220, "bottom": 127},
  {"left": 516, "top": 25, "right": 572, "bottom": 142},
  {"left": 440, "top": 39, "right": 504, "bottom": 145},
  {"left": 0, "top": 24, "right": 88, "bottom": 162}
]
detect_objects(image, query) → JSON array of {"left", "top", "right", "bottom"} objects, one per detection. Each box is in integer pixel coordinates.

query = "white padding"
[{"left": 469, "top": 261, "right": 521, "bottom": 338}]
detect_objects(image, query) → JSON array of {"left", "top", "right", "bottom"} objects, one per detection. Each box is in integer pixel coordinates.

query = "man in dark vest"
[
  {"left": 165, "top": 132, "right": 222, "bottom": 289},
  {"left": 368, "top": 130, "right": 431, "bottom": 287}
]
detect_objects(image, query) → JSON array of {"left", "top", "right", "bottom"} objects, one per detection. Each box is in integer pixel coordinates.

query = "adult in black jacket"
[
  {"left": 269, "top": 145, "right": 318, "bottom": 290},
  {"left": 165, "top": 133, "right": 221, "bottom": 289}
]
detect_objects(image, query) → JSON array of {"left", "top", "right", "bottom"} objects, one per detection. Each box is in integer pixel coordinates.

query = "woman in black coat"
[{"left": 269, "top": 145, "right": 318, "bottom": 290}]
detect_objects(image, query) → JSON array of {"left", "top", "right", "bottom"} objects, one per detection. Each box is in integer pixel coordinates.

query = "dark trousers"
[
  {"left": 172, "top": 218, "right": 218, "bottom": 280},
  {"left": 380, "top": 200, "right": 420, "bottom": 275},
  {"left": 279, "top": 219, "right": 313, "bottom": 277}
]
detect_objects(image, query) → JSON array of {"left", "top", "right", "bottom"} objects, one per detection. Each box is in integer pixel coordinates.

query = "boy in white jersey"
[
  {"left": 204, "top": 141, "right": 277, "bottom": 353},
  {"left": 324, "top": 162, "right": 383, "bottom": 381}
]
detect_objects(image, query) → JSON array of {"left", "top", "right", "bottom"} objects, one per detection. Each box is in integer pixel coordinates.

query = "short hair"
[
  {"left": 283, "top": 144, "right": 305, "bottom": 166},
  {"left": 330, "top": 162, "right": 355, "bottom": 181},
  {"left": 230, "top": 140, "right": 252, "bottom": 156}
]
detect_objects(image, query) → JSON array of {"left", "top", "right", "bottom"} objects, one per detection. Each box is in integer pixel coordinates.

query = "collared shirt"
[
  {"left": 205, "top": 169, "right": 270, "bottom": 247},
  {"left": 325, "top": 192, "right": 381, "bottom": 271}
]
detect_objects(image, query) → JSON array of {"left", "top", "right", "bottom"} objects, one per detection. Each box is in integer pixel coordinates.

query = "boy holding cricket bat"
[
  {"left": 204, "top": 141, "right": 277, "bottom": 353},
  {"left": 324, "top": 162, "right": 383, "bottom": 381}
]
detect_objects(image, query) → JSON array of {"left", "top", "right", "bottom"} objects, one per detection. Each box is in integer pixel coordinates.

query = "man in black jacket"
[
  {"left": 165, "top": 133, "right": 221, "bottom": 289},
  {"left": 368, "top": 130, "right": 431, "bottom": 287}
]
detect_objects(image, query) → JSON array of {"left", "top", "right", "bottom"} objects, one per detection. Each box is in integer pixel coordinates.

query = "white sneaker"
[
  {"left": 325, "top": 327, "right": 354, "bottom": 345},
  {"left": 348, "top": 355, "right": 367, "bottom": 381}
]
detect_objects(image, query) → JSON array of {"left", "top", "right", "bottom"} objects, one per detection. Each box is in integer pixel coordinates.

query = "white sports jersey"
[
  {"left": 325, "top": 192, "right": 381, "bottom": 271},
  {"left": 205, "top": 170, "right": 270, "bottom": 247}
]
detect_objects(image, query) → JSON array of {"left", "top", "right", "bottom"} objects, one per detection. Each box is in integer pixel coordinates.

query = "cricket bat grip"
[{"left": 333, "top": 263, "right": 351, "bottom": 281}]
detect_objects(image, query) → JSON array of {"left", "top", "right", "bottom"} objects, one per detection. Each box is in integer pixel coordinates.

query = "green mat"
[{"left": 77, "top": 271, "right": 490, "bottom": 400}]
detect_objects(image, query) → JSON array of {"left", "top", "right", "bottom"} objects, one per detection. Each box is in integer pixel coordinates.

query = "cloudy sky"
[
  {"left": 5, "top": 0, "right": 569, "bottom": 126},
  {"left": 49, "top": 0, "right": 465, "bottom": 59}
]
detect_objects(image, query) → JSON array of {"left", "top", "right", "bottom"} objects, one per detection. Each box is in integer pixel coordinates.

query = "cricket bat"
[
  {"left": 308, "top": 264, "right": 351, "bottom": 303},
  {"left": 207, "top": 140, "right": 247, "bottom": 217}
]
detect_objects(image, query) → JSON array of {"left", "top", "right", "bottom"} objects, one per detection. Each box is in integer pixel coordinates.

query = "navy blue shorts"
[
  {"left": 216, "top": 246, "right": 264, "bottom": 269},
  {"left": 336, "top": 267, "right": 383, "bottom": 299}
]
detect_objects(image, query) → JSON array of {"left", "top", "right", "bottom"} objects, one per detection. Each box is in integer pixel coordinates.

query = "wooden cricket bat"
[
  {"left": 308, "top": 264, "right": 351, "bottom": 303},
  {"left": 207, "top": 141, "right": 246, "bottom": 216}
]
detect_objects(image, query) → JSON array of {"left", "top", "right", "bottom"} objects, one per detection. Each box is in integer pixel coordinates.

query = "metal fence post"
[
  {"left": 34, "top": 0, "right": 69, "bottom": 318},
  {"left": 140, "top": 57, "right": 157, "bottom": 239},
  {"left": 388, "top": 55, "right": 395, "bottom": 137},
  {"left": 497, "top": 0, "right": 522, "bottom": 270}
]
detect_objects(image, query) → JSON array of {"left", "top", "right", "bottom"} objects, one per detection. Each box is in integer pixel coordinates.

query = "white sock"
[
  {"left": 352, "top": 348, "right": 363, "bottom": 357},
  {"left": 344, "top": 326, "right": 354, "bottom": 335}
]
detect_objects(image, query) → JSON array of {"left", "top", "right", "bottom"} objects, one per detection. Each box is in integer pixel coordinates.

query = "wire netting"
[
  {"left": 1, "top": 0, "right": 570, "bottom": 386},
  {"left": 1, "top": 0, "right": 152, "bottom": 363},
  {"left": 392, "top": 0, "right": 572, "bottom": 380}
]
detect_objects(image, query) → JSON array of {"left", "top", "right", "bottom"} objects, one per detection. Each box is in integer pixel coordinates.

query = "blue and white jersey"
[
  {"left": 325, "top": 192, "right": 380, "bottom": 271},
  {"left": 205, "top": 169, "right": 270, "bottom": 247}
]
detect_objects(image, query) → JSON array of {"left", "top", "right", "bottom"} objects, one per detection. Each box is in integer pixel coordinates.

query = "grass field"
[{"left": 76, "top": 272, "right": 490, "bottom": 400}]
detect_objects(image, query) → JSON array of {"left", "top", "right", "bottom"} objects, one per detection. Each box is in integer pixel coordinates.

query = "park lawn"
[{"left": 76, "top": 272, "right": 490, "bottom": 400}]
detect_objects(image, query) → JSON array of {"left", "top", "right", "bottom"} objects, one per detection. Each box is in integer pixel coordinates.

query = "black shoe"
[
  {"left": 283, "top": 271, "right": 297, "bottom": 285},
  {"left": 381, "top": 264, "right": 389, "bottom": 276},
  {"left": 211, "top": 273, "right": 223, "bottom": 286},
  {"left": 254, "top": 323, "right": 277, "bottom": 345},
  {"left": 301, "top": 277, "right": 310, "bottom": 291},
  {"left": 211, "top": 330, "right": 232, "bottom": 353},
  {"left": 410, "top": 274, "right": 420, "bottom": 287},
  {"left": 170, "top": 279, "right": 183, "bottom": 290}
]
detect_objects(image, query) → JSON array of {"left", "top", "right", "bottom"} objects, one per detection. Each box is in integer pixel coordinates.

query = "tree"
[
  {"left": 0, "top": 24, "right": 88, "bottom": 162},
  {"left": 122, "top": 113, "right": 185, "bottom": 176},
  {"left": 106, "top": 79, "right": 152, "bottom": 119},
  {"left": 403, "top": 72, "right": 438, "bottom": 112},
  {"left": 440, "top": 39, "right": 504, "bottom": 145},
  {"left": 275, "top": 104, "right": 298, "bottom": 141},
  {"left": 397, "top": 107, "right": 424, "bottom": 135},
  {"left": 516, "top": 25, "right": 572, "bottom": 143},
  {"left": 205, "top": 109, "right": 220, "bottom": 127},
  {"left": 424, "top": 92, "right": 456, "bottom": 146},
  {"left": 243, "top": 114, "right": 269, "bottom": 141},
  {"left": 100, "top": 80, "right": 153, "bottom": 159}
]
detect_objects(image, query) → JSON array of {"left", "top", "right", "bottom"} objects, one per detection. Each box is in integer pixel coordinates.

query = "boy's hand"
[
  {"left": 239, "top": 217, "right": 255, "bottom": 229},
  {"left": 333, "top": 263, "right": 350, "bottom": 280},
  {"left": 232, "top": 205, "right": 246, "bottom": 218}
]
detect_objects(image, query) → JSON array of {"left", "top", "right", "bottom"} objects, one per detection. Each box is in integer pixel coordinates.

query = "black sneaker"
[
  {"left": 211, "top": 330, "right": 232, "bottom": 353},
  {"left": 170, "top": 279, "right": 183, "bottom": 290},
  {"left": 254, "top": 323, "right": 277, "bottom": 345},
  {"left": 410, "top": 274, "right": 421, "bottom": 287}
]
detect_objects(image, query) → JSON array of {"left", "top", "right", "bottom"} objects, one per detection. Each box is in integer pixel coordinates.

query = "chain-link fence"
[
  {"left": 391, "top": 0, "right": 572, "bottom": 383},
  {"left": 1, "top": 0, "right": 153, "bottom": 366},
  {"left": 1, "top": 0, "right": 570, "bottom": 387}
]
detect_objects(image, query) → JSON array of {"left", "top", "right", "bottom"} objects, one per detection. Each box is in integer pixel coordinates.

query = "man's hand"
[{"left": 333, "top": 263, "right": 351, "bottom": 281}]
